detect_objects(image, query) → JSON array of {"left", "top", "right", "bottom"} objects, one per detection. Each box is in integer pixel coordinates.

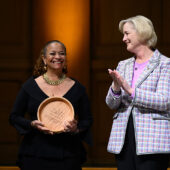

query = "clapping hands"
[{"left": 108, "top": 69, "right": 133, "bottom": 95}]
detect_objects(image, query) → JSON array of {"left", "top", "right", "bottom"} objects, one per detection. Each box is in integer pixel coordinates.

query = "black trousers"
[
  {"left": 19, "top": 156, "right": 82, "bottom": 170},
  {"left": 115, "top": 114, "right": 170, "bottom": 170}
]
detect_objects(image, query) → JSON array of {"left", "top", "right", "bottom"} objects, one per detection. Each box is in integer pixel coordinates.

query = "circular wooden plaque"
[{"left": 37, "top": 97, "right": 74, "bottom": 132}]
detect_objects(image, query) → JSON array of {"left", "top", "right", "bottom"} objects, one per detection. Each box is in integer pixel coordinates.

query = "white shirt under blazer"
[{"left": 106, "top": 49, "right": 170, "bottom": 155}]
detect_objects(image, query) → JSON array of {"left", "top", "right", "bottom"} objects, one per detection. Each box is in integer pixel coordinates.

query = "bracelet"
[{"left": 111, "top": 87, "right": 121, "bottom": 95}]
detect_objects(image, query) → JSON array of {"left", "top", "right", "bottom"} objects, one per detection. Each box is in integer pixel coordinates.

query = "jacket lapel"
[
  {"left": 135, "top": 49, "right": 161, "bottom": 88},
  {"left": 124, "top": 58, "right": 135, "bottom": 87}
]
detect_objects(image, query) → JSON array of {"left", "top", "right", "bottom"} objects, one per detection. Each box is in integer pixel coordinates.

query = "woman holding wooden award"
[{"left": 9, "top": 40, "right": 93, "bottom": 170}]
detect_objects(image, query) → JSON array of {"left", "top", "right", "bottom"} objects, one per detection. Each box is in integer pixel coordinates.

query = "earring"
[
  {"left": 62, "top": 65, "right": 68, "bottom": 74},
  {"left": 44, "top": 64, "right": 47, "bottom": 71}
]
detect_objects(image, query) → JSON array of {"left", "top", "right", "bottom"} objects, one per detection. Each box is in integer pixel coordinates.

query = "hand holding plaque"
[{"left": 37, "top": 97, "right": 74, "bottom": 133}]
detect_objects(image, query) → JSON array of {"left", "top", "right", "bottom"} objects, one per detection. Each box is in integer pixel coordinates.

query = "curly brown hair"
[{"left": 33, "top": 40, "right": 68, "bottom": 77}]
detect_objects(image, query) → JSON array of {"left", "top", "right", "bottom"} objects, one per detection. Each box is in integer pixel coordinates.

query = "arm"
[
  {"left": 76, "top": 89, "right": 93, "bottom": 145},
  {"left": 106, "top": 62, "right": 126, "bottom": 110},
  {"left": 64, "top": 88, "right": 93, "bottom": 136},
  {"left": 9, "top": 88, "right": 32, "bottom": 135},
  {"left": 106, "top": 85, "right": 122, "bottom": 110},
  {"left": 9, "top": 87, "right": 55, "bottom": 135},
  {"left": 77, "top": 90, "right": 93, "bottom": 132}
]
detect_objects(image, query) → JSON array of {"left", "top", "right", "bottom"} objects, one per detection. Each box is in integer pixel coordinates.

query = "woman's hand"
[
  {"left": 108, "top": 69, "right": 121, "bottom": 91},
  {"left": 64, "top": 119, "right": 79, "bottom": 133},
  {"left": 31, "top": 120, "right": 54, "bottom": 135},
  {"left": 108, "top": 69, "right": 133, "bottom": 95}
]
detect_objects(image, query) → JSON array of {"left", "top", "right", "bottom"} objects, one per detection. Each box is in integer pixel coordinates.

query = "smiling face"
[
  {"left": 42, "top": 42, "right": 66, "bottom": 73},
  {"left": 122, "top": 22, "right": 141, "bottom": 53}
]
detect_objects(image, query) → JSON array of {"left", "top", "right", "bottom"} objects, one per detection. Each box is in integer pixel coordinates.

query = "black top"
[{"left": 9, "top": 77, "right": 93, "bottom": 162}]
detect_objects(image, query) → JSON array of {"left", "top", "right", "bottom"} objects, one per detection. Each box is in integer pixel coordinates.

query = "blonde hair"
[{"left": 119, "top": 15, "right": 157, "bottom": 48}]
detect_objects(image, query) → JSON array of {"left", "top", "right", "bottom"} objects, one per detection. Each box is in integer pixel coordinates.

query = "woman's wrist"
[
  {"left": 112, "top": 82, "right": 120, "bottom": 91},
  {"left": 111, "top": 87, "right": 121, "bottom": 95},
  {"left": 128, "top": 88, "right": 134, "bottom": 96}
]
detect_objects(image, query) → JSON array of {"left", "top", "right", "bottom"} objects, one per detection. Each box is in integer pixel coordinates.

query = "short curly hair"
[{"left": 33, "top": 40, "right": 67, "bottom": 77}]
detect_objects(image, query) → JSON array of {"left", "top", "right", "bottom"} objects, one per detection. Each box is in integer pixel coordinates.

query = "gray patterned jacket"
[{"left": 106, "top": 49, "right": 170, "bottom": 155}]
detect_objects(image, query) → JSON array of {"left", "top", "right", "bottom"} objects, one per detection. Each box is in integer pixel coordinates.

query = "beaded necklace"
[{"left": 43, "top": 73, "right": 66, "bottom": 85}]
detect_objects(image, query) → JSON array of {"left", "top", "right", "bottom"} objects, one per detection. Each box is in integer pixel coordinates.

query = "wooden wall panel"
[
  {"left": 0, "top": 0, "right": 23, "bottom": 43},
  {"left": 0, "top": 0, "right": 32, "bottom": 165},
  {"left": 0, "top": 0, "right": 32, "bottom": 66},
  {"left": 0, "top": 81, "right": 20, "bottom": 143},
  {"left": 90, "top": 67, "right": 115, "bottom": 165},
  {"left": 162, "top": 1, "right": 170, "bottom": 44}
]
